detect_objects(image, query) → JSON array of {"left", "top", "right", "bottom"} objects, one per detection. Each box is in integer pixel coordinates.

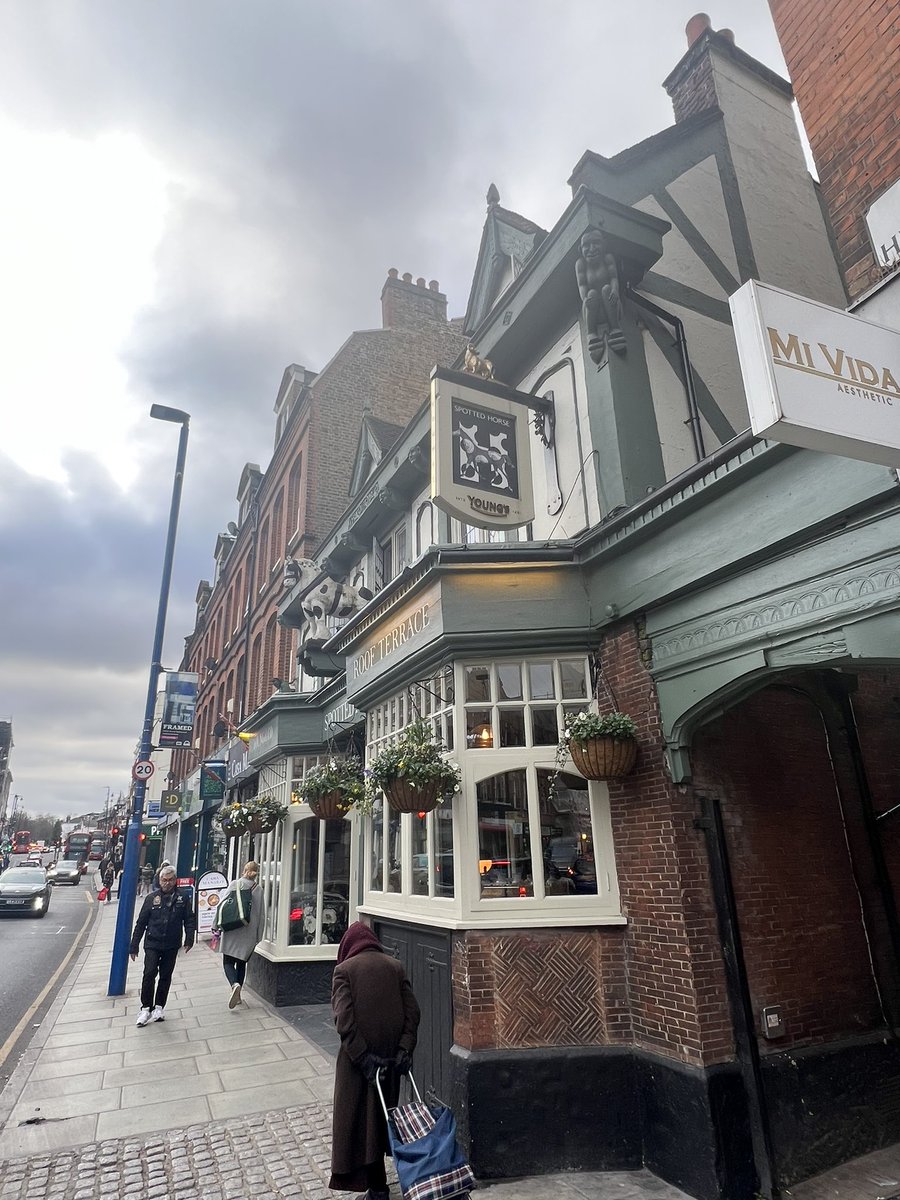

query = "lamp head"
[{"left": 150, "top": 404, "right": 190, "bottom": 425}]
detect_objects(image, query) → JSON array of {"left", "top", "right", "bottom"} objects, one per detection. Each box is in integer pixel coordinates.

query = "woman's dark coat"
[{"left": 329, "top": 947, "right": 420, "bottom": 1189}]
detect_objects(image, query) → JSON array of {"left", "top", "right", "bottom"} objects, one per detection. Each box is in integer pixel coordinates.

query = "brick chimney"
[
  {"left": 381, "top": 268, "right": 448, "bottom": 330},
  {"left": 663, "top": 13, "right": 741, "bottom": 123}
]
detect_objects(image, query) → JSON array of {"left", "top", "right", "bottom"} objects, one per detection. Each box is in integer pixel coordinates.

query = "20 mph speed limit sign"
[{"left": 132, "top": 760, "right": 155, "bottom": 781}]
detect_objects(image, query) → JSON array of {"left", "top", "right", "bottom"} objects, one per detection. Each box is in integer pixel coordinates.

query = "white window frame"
[{"left": 358, "top": 656, "right": 623, "bottom": 931}]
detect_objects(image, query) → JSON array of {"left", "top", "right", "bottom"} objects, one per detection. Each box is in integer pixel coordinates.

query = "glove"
[
  {"left": 393, "top": 1049, "right": 412, "bottom": 1076},
  {"left": 359, "top": 1052, "right": 392, "bottom": 1082}
]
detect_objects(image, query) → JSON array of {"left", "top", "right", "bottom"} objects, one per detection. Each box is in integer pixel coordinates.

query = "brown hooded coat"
[{"left": 329, "top": 931, "right": 420, "bottom": 1191}]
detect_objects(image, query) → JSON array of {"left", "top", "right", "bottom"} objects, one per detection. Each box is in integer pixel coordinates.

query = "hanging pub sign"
[
  {"left": 430, "top": 366, "right": 535, "bottom": 529},
  {"left": 199, "top": 761, "right": 227, "bottom": 804},
  {"left": 158, "top": 671, "right": 199, "bottom": 749},
  {"left": 730, "top": 279, "right": 900, "bottom": 467}
]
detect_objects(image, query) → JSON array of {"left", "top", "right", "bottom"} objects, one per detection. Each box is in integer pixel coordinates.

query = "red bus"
[
  {"left": 64, "top": 830, "right": 93, "bottom": 861},
  {"left": 12, "top": 830, "right": 30, "bottom": 855}
]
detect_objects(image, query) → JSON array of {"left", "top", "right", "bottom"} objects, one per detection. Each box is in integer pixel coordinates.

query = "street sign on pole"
[{"left": 132, "top": 760, "right": 155, "bottom": 782}]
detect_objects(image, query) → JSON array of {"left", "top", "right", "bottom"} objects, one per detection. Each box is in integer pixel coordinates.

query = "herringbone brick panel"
[{"left": 492, "top": 933, "right": 606, "bottom": 1048}]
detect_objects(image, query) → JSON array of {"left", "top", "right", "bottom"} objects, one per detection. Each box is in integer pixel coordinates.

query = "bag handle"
[
  {"left": 235, "top": 883, "right": 245, "bottom": 923},
  {"left": 374, "top": 1067, "right": 422, "bottom": 1121}
]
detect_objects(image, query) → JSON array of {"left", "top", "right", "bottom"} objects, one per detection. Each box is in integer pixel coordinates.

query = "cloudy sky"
[{"left": 0, "top": 1, "right": 789, "bottom": 819}]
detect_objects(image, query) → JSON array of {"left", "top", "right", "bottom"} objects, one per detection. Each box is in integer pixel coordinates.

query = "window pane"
[
  {"left": 496, "top": 663, "right": 522, "bottom": 701},
  {"left": 395, "top": 526, "right": 408, "bottom": 571},
  {"left": 528, "top": 662, "right": 554, "bottom": 700},
  {"left": 387, "top": 809, "right": 402, "bottom": 893},
  {"left": 465, "top": 666, "right": 491, "bottom": 703},
  {"left": 445, "top": 711, "right": 454, "bottom": 753},
  {"left": 322, "top": 819, "right": 352, "bottom": 944},
  {"left": 466, "top": 709, "right": 494, "bottom": 749},
  {"left": 411, "top": 813, "right": 429, "bottom": 896},
  {"left": 435, "top": 804, "right": 455, "bottom": 898},
  {"left": 531, "top": 706, "right": 559, "bottom": 745},
  {"left": 559, "top": 659, "right": 588, "bottom": 700},
  {"left": 442, "top": 669, "right": 455, "bottom": 705},
  {"left": 370, "top": 798, "right": 385, "bottom": 892},
  {"left": 538, "top": 770, "right": 597, "bottom": 896},
  {"left": 289, "top": 819, "right": 320, "bottom": 945},
  {"left": 476, "top": 770, "right": 534, "bottom": 898},
  {"left": 499, "top": 708, "right": 526, "bottom": 747}
]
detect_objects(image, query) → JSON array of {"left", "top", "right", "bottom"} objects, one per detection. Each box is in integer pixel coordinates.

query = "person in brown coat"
[{"left": 329, "top": 921, "right": 421, "bottom": 1199}]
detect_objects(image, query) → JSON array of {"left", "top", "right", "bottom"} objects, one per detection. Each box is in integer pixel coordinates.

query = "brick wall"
[
  {"left": 769, "top": 0, "right": 900, "bottom": 296},
  {"left": 692, "top": 685, "right": 883, "bottom": 1052}
]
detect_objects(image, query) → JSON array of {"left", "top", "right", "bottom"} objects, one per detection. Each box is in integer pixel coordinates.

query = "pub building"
[{"left": 218, "top": 23, "right": 900, "bottom": 1200}]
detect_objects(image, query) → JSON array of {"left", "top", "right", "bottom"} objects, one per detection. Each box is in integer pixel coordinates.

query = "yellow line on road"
[{"left": 0, "top": 893, "right": 95, "bottom": 1072}]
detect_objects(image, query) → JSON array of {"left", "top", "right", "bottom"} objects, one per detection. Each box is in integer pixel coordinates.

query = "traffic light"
[{"left": 110, "top": 826, "right": 119, "bottom": 837}]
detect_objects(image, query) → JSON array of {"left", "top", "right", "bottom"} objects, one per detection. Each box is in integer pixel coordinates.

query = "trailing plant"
[
  {"left": 552, "top": 709, "right": 639, "bottom": 789},
  {"left": 294, "top": 756, "right": 366, "bottom": 815},
  {"left": 563, "top": 710, "right": 637, "bottom": 746},
  {"left": 214, "top": 792, "right": 288, "bottom": 834},
  {"left": 366, "top": 719, "right": 461, "bottom": 808}
]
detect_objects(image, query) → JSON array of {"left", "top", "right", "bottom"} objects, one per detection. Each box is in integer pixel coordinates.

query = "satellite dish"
[{"left": 227, "top": 521, "right": 238, "bottom": 536}]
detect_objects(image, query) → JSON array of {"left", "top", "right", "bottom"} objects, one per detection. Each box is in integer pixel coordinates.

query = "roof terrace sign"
[
  {"left": 730, "top": 280, "right": 900, "bottom": 467},
  {"left": 431, "top": 366, "right": 535, "bottom": 529}
]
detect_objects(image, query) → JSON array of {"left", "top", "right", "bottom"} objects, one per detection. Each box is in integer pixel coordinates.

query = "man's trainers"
[
  {"left": 136, "top": 1007, "right": 151, "bottom": 1027},
  {"left": 228, "top": 982, "right": 242, "bottom": 1009},
  {"left": 150, "top": 1006, "right": 165, "bottom": 1022}
]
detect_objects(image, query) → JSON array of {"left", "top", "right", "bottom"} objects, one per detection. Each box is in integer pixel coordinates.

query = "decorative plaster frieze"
[{"left": 652, "top": 557, "right": 900, "bottom": 669}]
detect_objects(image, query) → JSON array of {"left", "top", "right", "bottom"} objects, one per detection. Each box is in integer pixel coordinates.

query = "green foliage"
[
  {"left": 562, "top": 710, "right": 637, "bottom": 745},
  {"left": 294, "top": 757, "right": 366, "bottom": 810},
  {"left": 365, "top": 720, "right": 461, "bottom": 808},
  {"left": 214, "top": 792, "right": 288, "bottom": 833}
]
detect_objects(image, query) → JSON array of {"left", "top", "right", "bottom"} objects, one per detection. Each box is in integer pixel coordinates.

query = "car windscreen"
[
  {"left": 57, "top": 861, "right": 80, "bottom": 869},
  {"left": 1, "top": 869, "right": 44, "bottom": 885}
]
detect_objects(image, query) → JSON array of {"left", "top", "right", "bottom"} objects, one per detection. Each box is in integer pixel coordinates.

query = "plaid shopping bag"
[{"left": 376, "top": 1071, "right": 475, "bottom": 1200}]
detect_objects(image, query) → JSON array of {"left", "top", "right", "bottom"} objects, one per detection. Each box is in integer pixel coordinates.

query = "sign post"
[{"left": 108, "top": 406, "right": 191, "bottom": 998}]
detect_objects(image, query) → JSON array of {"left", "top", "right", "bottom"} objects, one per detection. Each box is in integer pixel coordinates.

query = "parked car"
[
  {"left": 0, "top": 867, "right": 51, "bottom": 918},
  {"left": 47, "top": 859, "right": 82, "bottom": 886}
]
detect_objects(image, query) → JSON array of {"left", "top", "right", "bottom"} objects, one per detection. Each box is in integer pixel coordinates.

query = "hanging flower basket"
[
  {"left": 308, "top": 790, "right": 351, "bottom": 820},
  {"left": 560, "top": 711, "right": 639, "bottom": 781},
  {"left": 569, "top": 735, "right": 638, "bottom": 780},
  {"left": 367, "top": 720, "right": 461, "bottom": 817},
  {"left": 214, "top": 793, "right": 288, "bottom": 838},
  {"left": 295, "top": 757, "right": 365, "bottom": 819},
  {"left": 383, "top": 778, "right": 442, "bottom": 815}
]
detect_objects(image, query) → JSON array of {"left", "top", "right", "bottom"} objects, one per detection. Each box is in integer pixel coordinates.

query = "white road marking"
[{"left": 0, "top": 896, "right": 94, "bottom": 1071}]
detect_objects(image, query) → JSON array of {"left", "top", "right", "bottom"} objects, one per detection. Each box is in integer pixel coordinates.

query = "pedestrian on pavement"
[
  {"left": 101, "top": 858, "right": 115, "bottom": 903},
  {"left": 329, "top": 921, "right": 420, "bottom": 1199},
  {"left": 152, "top": 859, "right": 172, "bottom": 891},
  {"left": 129, "top": 864, "right": 195, "bottom": 1027},
  {"left": 139, "top": 862, "right": 154, "bottom": 895},
  {"left": 219, "top": 861, "right": 266, "bottom": 1010}
]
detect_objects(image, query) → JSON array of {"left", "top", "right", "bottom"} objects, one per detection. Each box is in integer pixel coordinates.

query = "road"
[{"left": 0, "top": 858, "right": 99, "bottom": 1087}]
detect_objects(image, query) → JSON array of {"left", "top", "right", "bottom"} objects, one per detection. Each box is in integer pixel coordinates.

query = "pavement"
[{"left": 1, "top": 901, "right": 895, "bottom": 1200}]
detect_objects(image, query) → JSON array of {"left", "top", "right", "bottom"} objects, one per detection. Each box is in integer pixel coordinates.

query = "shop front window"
[
  {"left": 288, "top": 815, "right": 351, "bottom": 947},
  {"left": 463, "top": 657, "right": 589, "bottom": 751},
  {"left": 477, "top": 770, "right": 534, "bottom": 897}
]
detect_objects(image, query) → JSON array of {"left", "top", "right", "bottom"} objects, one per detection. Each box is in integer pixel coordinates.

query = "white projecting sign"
[
  {"left": 431, "top": 366, "right": 535, "bottom": 529},
  {"left": 730, "top": 279, "right": 900, "bottom": 467},
  {"left": 866, "top": 179, "right": 900, "bottom": 269}
]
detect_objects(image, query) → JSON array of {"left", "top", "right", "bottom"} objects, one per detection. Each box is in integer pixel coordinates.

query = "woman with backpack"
[{"left": 217, "top": 861, "right": 266, "bottom": 1009}]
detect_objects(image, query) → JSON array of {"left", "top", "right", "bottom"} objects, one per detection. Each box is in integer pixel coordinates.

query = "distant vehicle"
[
  {"left": 88, "top": 830, "right": 106, "bottom": 860},
  {"left": 0, "top": 866, "right": 51, "bottom": 917},
  {"left": 47, "top": 860, "right": 82, "bottom": 886},
  {"left": 12, "top": 831, "right": 30, "bottom": 855},
  {"left": 25, "top": 854, "right": 44, "bottom": 867},
  {"left": 64, "top": 830, "right": 93, "bottom": 861}
]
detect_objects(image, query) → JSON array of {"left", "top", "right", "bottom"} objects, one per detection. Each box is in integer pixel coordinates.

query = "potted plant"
[
  {"left": 214, "top": 793, "right": 288, "bottom": 837},
  {"left": 294, "top": 756, "right": 365, "bottom": 820},
  {"left": 559, "top": 710, "right": 638, "bottom": 780},
  {"left": 367, "top": 720, "right": 461, "bottom": 814}
]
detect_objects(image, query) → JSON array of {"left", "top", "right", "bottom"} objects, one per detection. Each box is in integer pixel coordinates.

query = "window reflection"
[
  {"left": 435, "top": 804, "right": 455, "bottom": 898},
  {"left": 412, "top": 811, "right": 428, "bottom": 896},
  {"left": 537, "top": 770, "right": 597, "bottom": 896},
  {"left": 477, "top": 770, "right": 534, "bottom": 898},
  {"left": 288, "top": 817, "right": 351, "bottom": 945},
  {"left": 387, "top": 808, "right": 402, "bottom": 893}
]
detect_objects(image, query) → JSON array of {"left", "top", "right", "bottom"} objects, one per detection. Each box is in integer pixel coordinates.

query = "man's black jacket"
[{"left": 130, "top": 887, "right": 196, "bottom": 953}]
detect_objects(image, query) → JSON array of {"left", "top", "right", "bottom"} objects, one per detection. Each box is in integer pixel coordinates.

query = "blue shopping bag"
[{"left": 376, "top": 1070, "right": 476, "bottom": 1200}]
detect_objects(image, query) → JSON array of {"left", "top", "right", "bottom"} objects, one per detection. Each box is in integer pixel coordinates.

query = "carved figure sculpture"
[
  {"left": 575, "top": 227, "right": 626, "bottom": 365},
  {"left": 283, "top": 557, "right": 319, "bottom": 590},
  {"left": 301, "top": 576, "right": 373, "bottom": 645},
  {"left": 464, "top": 343, "right": 495, "bottom": 380}
]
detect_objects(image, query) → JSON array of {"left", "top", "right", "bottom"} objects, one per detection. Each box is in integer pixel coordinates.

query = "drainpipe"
[{"left": 625, "top": 284, "right": 706, "bottom": 461}]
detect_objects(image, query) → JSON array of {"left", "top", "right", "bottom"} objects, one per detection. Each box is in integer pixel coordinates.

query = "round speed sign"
[{"left": 132, "top": 760, "right": 155, "bottom": 781}]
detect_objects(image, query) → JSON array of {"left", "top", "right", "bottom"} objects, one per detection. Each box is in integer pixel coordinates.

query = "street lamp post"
[{"left": 108, "top": 405, "right": 190, "bottom": 997}]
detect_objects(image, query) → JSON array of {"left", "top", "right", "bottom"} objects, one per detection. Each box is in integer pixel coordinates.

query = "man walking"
[{"left": 129, "top": 865, "right": 195, "bottom": 1027}]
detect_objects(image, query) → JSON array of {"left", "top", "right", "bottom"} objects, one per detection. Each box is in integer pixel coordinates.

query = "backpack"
[{"left": 216, "top": 883, "right": 252, "bottom": 932}]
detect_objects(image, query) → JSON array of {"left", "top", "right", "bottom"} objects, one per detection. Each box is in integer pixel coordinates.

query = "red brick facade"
[
  {"left": 171, "top": 275, "right": 464, "bottom": 782},
  {"left": 769, "top": 0, "right": 900, "bottom": 297}
]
